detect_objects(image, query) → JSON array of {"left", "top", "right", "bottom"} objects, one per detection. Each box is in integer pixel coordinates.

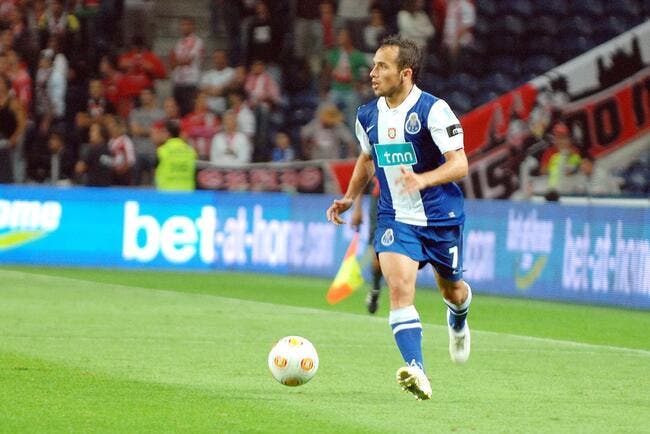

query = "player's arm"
[
  {"left": 398, "top": 148, "right": 468, "bottom": 193},
  {"left": 326, "top": 152, "right": 374, "bottom": 225}
]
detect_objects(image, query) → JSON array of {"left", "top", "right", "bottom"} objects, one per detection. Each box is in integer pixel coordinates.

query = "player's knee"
[
  {"left": 439, "top": 280, "right": 467, "bottom": 304},
  {"left": 385, "top": 275, "right": 411, "bottom": 293}
]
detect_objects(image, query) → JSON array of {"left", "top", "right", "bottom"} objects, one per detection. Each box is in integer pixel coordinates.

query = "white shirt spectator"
[
  {"left": 200, "top": 66, "right": 235, "bottom": 114},
  {"left": 49, "top": 53, "right": 68, "bottom": 118},
  {"left": 210, "top": 131, "right": 252, "bottom": 165},
  {"left": 171, "top": 33, "right": 205, "bottom": 86},
  {"left": 398, "top": 4, "right": 435, "bottom": 50}
]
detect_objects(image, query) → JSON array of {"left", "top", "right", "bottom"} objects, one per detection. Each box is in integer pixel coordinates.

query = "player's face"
[{"left": 370, "top": 46, "right": 407, "bottom": 98}]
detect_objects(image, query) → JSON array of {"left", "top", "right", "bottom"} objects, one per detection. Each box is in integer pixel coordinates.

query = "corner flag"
[{"left": 326, "top": 232, "right": 364, "bottom": 304}]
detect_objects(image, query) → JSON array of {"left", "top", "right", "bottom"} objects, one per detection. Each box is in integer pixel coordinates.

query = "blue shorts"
[{"left": 374, "top": 219, "right": 464, "bottom": 282}]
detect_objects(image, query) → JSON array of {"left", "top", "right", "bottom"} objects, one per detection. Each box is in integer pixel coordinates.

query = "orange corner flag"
[{"left": 326, "top": 232, "right": 364, "bottom": 305}]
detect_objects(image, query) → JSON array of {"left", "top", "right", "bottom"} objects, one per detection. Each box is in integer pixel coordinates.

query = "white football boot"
[
  {"left": 447, "top": 309, "right": 471, "bottom": 363},
  {"left": 396, "top": 365, "right": 432, "bottom": 400}
]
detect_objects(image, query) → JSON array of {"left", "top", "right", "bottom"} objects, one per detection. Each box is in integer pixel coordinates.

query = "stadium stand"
[{"left": 0, "top": 0, "right": 647, "bottom": 196}]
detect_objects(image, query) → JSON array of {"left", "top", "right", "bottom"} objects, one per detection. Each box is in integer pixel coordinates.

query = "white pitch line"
[{"left": 3, "top": 268, "right": 650, "bottom": 358}]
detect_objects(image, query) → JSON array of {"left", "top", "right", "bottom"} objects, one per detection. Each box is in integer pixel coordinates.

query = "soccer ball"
[{"left": 268, "top": 336, "right": 319, "bottom": 387}]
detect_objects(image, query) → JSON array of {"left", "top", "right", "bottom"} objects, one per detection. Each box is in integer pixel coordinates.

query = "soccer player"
[{"left": 326, "top": 35, "right": 472, "bottom": 401}]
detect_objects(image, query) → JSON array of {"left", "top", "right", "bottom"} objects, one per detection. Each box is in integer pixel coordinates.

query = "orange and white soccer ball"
[{"left": 268, "top": 336, "right": 319, "bottom": 386}]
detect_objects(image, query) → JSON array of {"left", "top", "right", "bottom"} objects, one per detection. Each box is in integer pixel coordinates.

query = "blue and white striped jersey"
[{"left": 355, "top": 85, "right": 465, "bottom": 227}]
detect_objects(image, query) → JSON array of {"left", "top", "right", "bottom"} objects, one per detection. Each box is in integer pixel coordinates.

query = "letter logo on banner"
[
  {"left": 507, "top": 209, "right": 554, "bottom": 290},
  {"left": 562, "top": 218, "right": 650, "bottom": 295},
  {"left": 0, "top": 199, "right": 62, "bottom": 250},
  {"left": 122, "top": 201, "right": 217, "bottom": 264}
]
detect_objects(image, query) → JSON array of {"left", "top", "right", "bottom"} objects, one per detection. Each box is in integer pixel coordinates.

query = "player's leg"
[
  {"left": 380, "top": 251, "right": 421, "bottom": 366},
  {"left": 379, "top": 251, "right": 431, "bottom": 400},
  {"left": 436, "top": 275, "right": 472, "bottom": 363},
  {"left": 424, "top": 225, "right": 472, "bottom": 363},
  {"left": 366, "top": 252, "right": 382, "bottom": 314},
  {"left": 437, "top": 274, "right": 471, "bottom": 328},
  {"left": 366, "top": 194, "right": 382, "bottom": 314}
]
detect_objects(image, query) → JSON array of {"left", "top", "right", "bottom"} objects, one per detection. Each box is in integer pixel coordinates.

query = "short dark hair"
[
  {"left": 165, "top": 120, "right": 181, "bottom": 138},
  {"left": 378, "top": 34, "right": 422, "bottom": 83}
]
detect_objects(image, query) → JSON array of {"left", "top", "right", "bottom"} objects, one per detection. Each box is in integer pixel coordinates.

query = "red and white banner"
[{"left": 464, "top": 20, "right": 650, "bottom": 198}]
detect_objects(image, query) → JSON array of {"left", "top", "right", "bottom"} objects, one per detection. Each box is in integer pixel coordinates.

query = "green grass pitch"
[{"left": 1, "top": 265, "right": 649, "bottom": 433}]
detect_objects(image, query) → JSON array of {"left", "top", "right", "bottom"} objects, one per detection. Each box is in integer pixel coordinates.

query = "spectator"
[
  {"left": 300, "top": 104, "right": 355, "bottom": 160},
  {"left": 26, "top": 48, "right": 67, "bottom": 182},
  {"left": 75, "top": 78, "right": 115, "bottom": 141},
  {"left": 270, "top": 130, "right": 296, "bottom": 162},
  {"left": 0, "top": 73, "right": 26, "bottom": 183},
  {"left": 75, "top": 121, "right": 113, "bottom": 186},
  {"left": 129, "top": 87, "right": 165, "bottom": 185},
  {"left": 154, "top": 120, "right": 197, "bottom": 192},
  {"left": 104, "top": 115, "right": 136, "bottom": 186},
  {"left": 181, "top": 91, "right": 220, "bottom": 160},
  {"left": 169, "top": 16, "right": 205, "bottom": 116},
  {"left": 227, "top": 88, "right": 256, "bottom": 140},
  {"left": 155, "top": 96, "right": 181, "bottom": 128},
  {"left": 210, "top": 0, "right": 244, "bottom": 65},
  {"left": 293, "top": 0, "right": 323, "bottom": 60},
  {"left": 243, "top": 0, "right": 281, "bottom": 68},
  {"left": 5, "top": 49, "right": 32, "bottom": 111},
  {"left": 321, "top": 28, "right": 369, "bottom": 129},
  {"left": 336, "top": 0, "right": 372, "bottom": 31},
  {"left": 46, "top": 123, "right": 72, "bottom": 184},
  {"left": 210, "top": 110, "right": 252, "bottom": 165},
  {"left": 442, "top": 0, "right": 476, "bottom": 72},
  {"left": 5, "top": 7, "right": 37, "bottom": 69},
  {"left": 98, "top": 55, "right": 126, "bottom": 116},
  {"left": 397, "top": 0, "right": 435, "bottom": 51},
  {"left": 37, "top": 0, "right": 80, "bottom": 58},
  {"left": 539, "top": 122, "right": 582, "bottom": 195},
  {"left": 362, "top": 6, "right": 389, "bottom": 54},
  {"left": 119, "top": 35, "right": 167, "bottom": 80},
  {"left": 200, "top": 49, "right": 236, "bottom": 116},
  {"left": 35, "top": 48, "right": 67, "bottom": 130},
  {"left": 319, "top": 1, "right": 343, "bottom": 52},
  {"left": 565, "top": 156, "right": 622, "bottom": 196},
  {"left": 244, "top": 58, "right": 282, "bottom": 161},
  {"left": 117, "top": 35, "right": 167, "bottom": 113},
  {"left": 229, "top": 64, "right": 248, "bottom": 93}
]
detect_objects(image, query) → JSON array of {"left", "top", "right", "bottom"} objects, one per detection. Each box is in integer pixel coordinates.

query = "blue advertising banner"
[
  {"left": 459, "top": 200, "right": 650, "bottom": 309},
  {"left": 1, "top": 185, "right": 648, "bottom": 309}
]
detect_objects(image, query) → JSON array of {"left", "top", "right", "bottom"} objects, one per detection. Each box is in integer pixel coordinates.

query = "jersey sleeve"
[
  {"left": 355, "top": 117, "right": 372, "bottom": 154},
  {"left": 427, "top": 99, "right": 464, "bottom": 154}
]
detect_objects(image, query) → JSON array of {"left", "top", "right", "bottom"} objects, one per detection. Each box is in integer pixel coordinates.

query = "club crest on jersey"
[
  {"left": 405, "top": 112, "right": 421, "bottom": 134},
  {"left": 388, "top": 127, "right": 396, "bottom": 139},
  {"left": 381, "top": 228, "right": 394, "bottom": 246}
]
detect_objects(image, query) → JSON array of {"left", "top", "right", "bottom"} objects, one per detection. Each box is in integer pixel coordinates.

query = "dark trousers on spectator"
[{"left": 0, "top": 149, "right": 13, "bottom": 183}]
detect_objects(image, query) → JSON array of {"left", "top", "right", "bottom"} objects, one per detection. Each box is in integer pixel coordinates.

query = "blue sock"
[
  {"left": 444, "top": 283, "right": 472, "bottom": 331},
  {"left": 389, "top": 305, "right": 424, "bottom": 371}
]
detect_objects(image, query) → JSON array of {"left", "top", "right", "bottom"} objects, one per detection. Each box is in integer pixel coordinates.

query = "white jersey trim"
[{"left": 427, "top": 99, "right": 464, "bottom": 154}]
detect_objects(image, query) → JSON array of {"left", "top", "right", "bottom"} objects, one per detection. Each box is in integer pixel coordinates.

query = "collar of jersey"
[{"left": 377, "top": 85, "right": 422, "bottom": 113}]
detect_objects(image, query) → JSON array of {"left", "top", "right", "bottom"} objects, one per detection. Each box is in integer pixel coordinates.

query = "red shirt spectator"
[
  {"left": 118, "top": 36, "right": 167, "bottom": 81},
  {"left": 6, "top": 50, "right": 32, "bottom": 110},
  {"left": 180, "top": 92, "right": 220, "bottom": 160}
]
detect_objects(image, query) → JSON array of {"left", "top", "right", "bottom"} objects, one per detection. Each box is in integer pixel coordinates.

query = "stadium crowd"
[
  {"left": 0, "top": 0, "right": 647, "bottom": 196},
  {"left": 0, "top": 0, "right": 481, "bottom": 188}
]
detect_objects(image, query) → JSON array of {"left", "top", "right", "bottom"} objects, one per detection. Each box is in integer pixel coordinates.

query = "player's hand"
[
  {"left": 326, "top": 197, "right": 354, "bottom": 225},
  {"left": 396, "top": 166, "right": 427, "bottom": 193}
]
